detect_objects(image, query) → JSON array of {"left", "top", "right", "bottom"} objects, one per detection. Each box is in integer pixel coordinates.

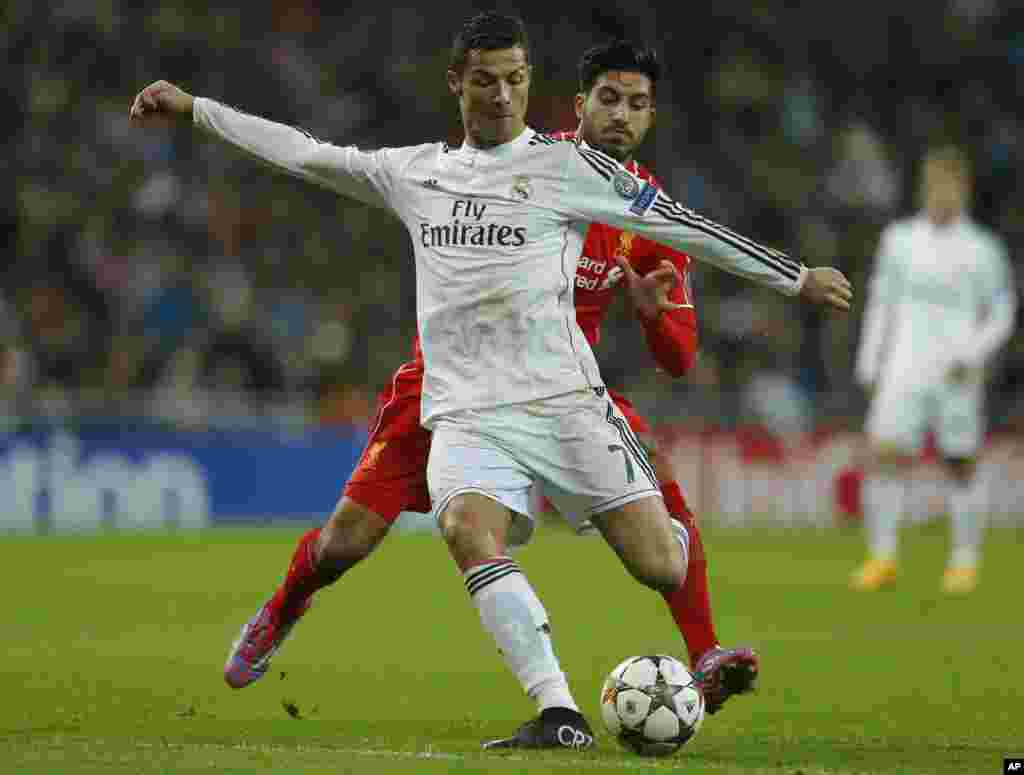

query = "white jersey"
[
  {"left": 194, "top": 98, "right": 807, "bottom": 425},
  {"left": 856, "top": 214, "right": 1016, "bottom": 389}
]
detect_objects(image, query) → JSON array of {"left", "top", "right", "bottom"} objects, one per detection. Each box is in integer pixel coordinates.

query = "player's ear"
[
  {"left": 574, "top": 93, "right": 585, "bottom": 120},
  {"left": 446, "top": 69, "right": 462, "bottom": 97}
]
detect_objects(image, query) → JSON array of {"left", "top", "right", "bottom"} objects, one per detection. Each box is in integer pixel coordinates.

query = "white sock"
[
  {"left": 864, "top": 474, "right": 904, "bottom": 560},
  {"left": 949, "top": 475, "right": 985, "bottom": 569},
  {"left": 464, "top": 558, "right": 579, "bottom": 713},
  {"left": 532, "top": 677, "right": 577, "bottom": 712}
]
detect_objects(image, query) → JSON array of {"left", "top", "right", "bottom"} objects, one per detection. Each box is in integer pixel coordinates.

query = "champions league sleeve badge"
[
  {"left": 628, "top": 181, "right": 659, "bottom": 216},
  {"left": 612, "top": 169, "right": 641, "bottom": 199}
]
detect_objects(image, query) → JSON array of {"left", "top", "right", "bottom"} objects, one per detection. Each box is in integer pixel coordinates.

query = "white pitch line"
[
  {"left": 29, "top": 736, "right": 857, "bottom": 774},
  {"left": 129, "top": 738, "right": 695, "bottom": 770},
  {"left": 125, "top": 738, "right": 855, "bottom": 774}
]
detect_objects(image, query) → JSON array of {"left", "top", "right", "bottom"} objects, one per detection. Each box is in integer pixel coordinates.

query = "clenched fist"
[{"left": 129, "top": 80, "right": 195, "bottom": 125}]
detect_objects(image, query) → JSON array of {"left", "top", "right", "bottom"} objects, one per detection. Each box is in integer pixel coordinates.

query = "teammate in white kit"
[
  {"left": 852, "top": 146, "right": 1016, "bottom": 595},
  {"left": 130, "top": 13, "right": 852, "bottom": 749}
]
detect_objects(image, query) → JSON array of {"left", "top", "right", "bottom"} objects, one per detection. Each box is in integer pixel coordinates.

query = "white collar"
[
  {"left": 458, "top": 126, "right": 534, "bottom": 158},
  {"left": 920, "top": 212, "right": 967, "bottom": 235}
]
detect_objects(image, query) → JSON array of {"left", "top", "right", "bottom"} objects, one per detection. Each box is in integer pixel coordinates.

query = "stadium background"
[
  {"left": 2, "top": 0, "right": 1023, "bottom": 527},
  {"left": 4, "top": 4, "right": 1024, "bottom": 773}
]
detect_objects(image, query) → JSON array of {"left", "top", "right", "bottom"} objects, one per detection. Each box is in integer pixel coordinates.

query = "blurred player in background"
[
  {"left": 220, "top": 39, "right": 757, "bottom": 717},
  {"left": 132, "top": 12, "right": 850, "bottom": 749},
  {"left": 853, "top": 146, "right": 1016, "bottom": 594}
]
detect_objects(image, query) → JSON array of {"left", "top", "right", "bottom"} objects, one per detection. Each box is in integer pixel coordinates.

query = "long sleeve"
[
  {"left": 854, "top": 228, "right": 898, "bottom": 387},
  {"left": 640, "top": 305, "right": 698, "bottom": 377},
  {"left": 551, "top": 142, "right": 807, "bottom": 296},
  {"left": 192, "top": 97, "right": 397, "bottom": 211},
  {"left": 635, "top": 249, "right": 698, "bottom": 377},
  {"left": 961, "top": 245, "right": 1017, "bottom": 369}
]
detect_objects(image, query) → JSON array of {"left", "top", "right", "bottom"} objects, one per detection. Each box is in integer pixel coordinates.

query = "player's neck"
[
  {"left": 927, "top": 210, "right": 964, "bottom": 229},
  {"left": 464, "top": 125, "right": 529, "bottom": 151},
  {"left": 585, "top": 139, "right": 635, "bottom": 171}
]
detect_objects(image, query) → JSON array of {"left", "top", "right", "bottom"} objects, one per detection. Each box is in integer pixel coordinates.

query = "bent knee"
[
  {"left": 438, "top": 497, "right": 473, "bottom": 543},
  {"left": 628, "top": 547, "right": 686, "bottom": 592},
  {"left": 437, "top": 496, "right": 492, "bottom": 551},
  {"left": 437, "top": 494, "right": 512, "bottom": 567}
]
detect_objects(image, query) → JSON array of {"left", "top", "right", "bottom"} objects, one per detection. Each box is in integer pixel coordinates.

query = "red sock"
[
  {"left": 269, "top": 527, "right": 338, "bottom": 620},
  {"left": 659, "top": 481, "right": 719, "bottom": 666}
]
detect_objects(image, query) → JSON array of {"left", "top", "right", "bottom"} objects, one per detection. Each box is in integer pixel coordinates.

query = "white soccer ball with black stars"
[{"left": 599, "top": 654, "right": 705, "bottom": 756}]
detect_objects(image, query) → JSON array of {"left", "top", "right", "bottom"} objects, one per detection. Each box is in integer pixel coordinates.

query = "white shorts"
[
  {"left": 867, "top": 378, "right": 983, "bottom": 458},
  {"left": 427, "top": 389, "right": 661, "bottom": 546}
]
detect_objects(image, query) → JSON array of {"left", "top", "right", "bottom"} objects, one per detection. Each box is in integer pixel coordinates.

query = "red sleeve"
[{"left": 635, "top": 245, "right": 698, "bottom": 378}]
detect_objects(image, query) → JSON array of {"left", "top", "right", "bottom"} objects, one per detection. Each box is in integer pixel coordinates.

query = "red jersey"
[{"left": 411, "top": 132, "right": 697, "bottom": 377}]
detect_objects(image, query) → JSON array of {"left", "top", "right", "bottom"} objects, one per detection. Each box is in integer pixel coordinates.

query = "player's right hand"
[
  {"left": 615, "top": 256, "right": 687, "bottom": 320},
  {"left": 800, "top": 267, "right": 853, "bottom": 311},
  {"left": 129, "top": 80, "right": 195, "bottom": 125}
]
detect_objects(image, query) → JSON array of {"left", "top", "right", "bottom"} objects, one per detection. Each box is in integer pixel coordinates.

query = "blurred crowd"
[{"left": 2, "top": 0, "right": 1022, "bottom": 433}]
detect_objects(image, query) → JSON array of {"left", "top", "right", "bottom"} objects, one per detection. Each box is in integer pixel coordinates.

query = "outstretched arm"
[
  {"left": 130, "top": 80, "right": 395, "bottom": 210},
  {"left": 554, "top": 142, "right": 853, "bottom": 312}
]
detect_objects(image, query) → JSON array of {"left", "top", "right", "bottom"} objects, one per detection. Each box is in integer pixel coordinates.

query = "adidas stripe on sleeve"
[{"left": 552, "top": 140, "right": 807, "bottom": 296}]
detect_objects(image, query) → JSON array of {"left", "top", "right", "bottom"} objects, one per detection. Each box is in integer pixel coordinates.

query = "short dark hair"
[
  {"left": 450, "top": 13, "right": 530, "bottom": 73},
  {"left": 578, "top": 40, "right": 661, "bottom": 95}
]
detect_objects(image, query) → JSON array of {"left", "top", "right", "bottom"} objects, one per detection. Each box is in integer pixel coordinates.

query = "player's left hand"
[
  {"left": 616, "top": 257, "right": 687, "bottom": 320},
  {"left": 800, "top": 267, "right": 853, "bottom": 311}
]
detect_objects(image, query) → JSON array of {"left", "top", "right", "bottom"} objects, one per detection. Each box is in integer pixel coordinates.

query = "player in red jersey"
[{"left": 226, "top": 40, "right": 757, "bottom": 714}]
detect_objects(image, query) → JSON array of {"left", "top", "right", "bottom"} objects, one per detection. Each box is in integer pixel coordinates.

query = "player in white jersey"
[
  {"left": 130, "top": 13, "right": 852, "bottom": 749},
  {"left": 852, "top": 146, "right": 1016, "bottom": 594}
]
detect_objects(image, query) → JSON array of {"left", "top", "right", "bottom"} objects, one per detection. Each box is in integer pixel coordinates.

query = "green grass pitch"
[{"left": 2, "top": 521, "right": 1022, "bottom": 774}]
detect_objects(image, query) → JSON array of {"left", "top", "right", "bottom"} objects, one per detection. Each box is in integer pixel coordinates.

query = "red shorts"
[
  {"left": 344, "top": 371, "right": 664, "bottom": 523},
  {"left": 343, "top": 360, "right": 432, "bottom": 522}
]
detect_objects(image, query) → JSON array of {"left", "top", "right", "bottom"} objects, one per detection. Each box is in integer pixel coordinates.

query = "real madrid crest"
[
  {"left": 613, "top": 169, "right": 640, "bottom": 199},
  {"left": 511, "top": 175, "right": 533, "bottom": 202}
]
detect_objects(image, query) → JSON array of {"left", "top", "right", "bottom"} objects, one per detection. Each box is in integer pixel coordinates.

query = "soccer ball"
[{"left": 599, "top": 654, "right": 705, "bottom": 756}]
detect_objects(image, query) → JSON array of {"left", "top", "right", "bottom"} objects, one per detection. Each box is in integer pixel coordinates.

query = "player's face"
[
  {"left": 576, "top": 71, "right": 655, "bottom": 163},
  {"left": 448, "top": 47, "right": 530, "bottom": 148},
  {"left": 923, "top": 161, "right": 969, "bottom": 226}
]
